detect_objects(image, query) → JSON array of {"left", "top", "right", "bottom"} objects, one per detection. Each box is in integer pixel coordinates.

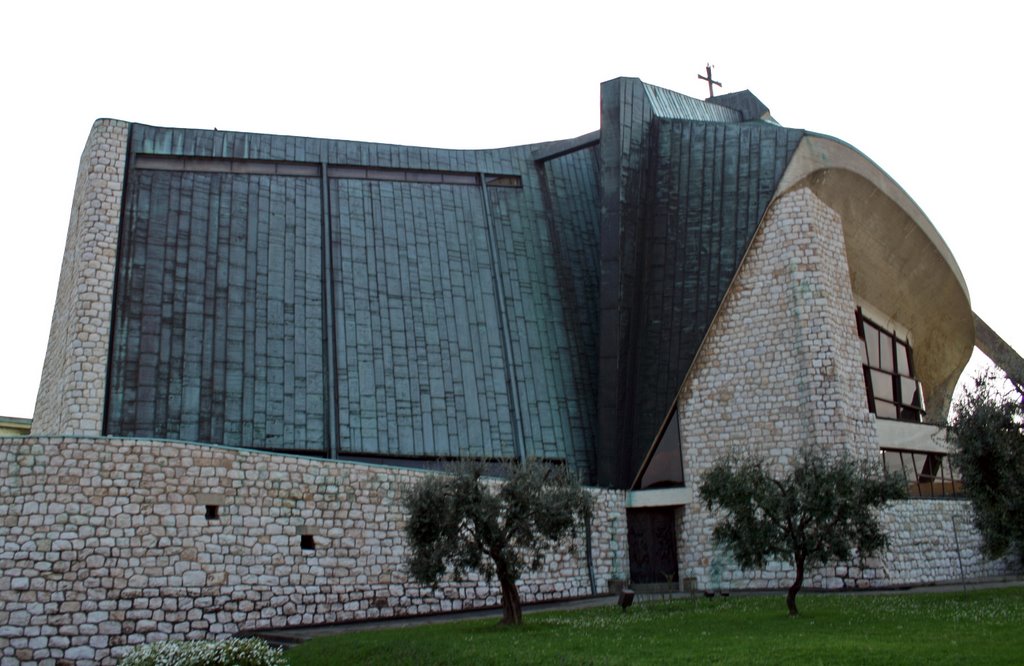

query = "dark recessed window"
[
  {"left": 857, "top": 309, "right": 925, "bottom": 422},
  {"left": 300, "top": 534, "right": 315, "bottom": 551},
  {"left": 205, "top": 505, "right": 220, "bottom": 520},
  {"left": 484, "top": 174, "right": 523, "bottom": 188},
  {"left": 882, "top": 448, "right": 962, "bottom": 499},
  {"left": 635, "top": 408, "right": 685, "bottom": 490}
]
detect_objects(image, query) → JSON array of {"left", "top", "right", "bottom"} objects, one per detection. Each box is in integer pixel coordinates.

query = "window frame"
[
  {"left": 857, "top": 309, "right": 926, "bottom": 422},
  {"left": 881, "top": 447, "right": 963, "bottom": 499}
]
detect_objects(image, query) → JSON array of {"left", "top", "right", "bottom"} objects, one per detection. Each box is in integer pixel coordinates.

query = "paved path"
[{"left": 248, "top": 576, "right": 1024, "bottom": 647}]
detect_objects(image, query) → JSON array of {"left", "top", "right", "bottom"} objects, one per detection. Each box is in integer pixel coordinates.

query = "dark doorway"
[{"left": 627, "top": 507, "right": 679, "bottom": 585}]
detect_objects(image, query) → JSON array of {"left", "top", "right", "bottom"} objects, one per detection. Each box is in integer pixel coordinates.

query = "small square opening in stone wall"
[
  {"left": 300, "top": 534, "right": 315, "bottom": 551},
  {"left": 205, "top": 505, "right": 220, "bottom": 520}
]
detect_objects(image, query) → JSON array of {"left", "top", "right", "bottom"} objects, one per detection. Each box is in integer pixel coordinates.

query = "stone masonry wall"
[
  {"left": 32, "top": 120, "right": 128, "bottom": 436},
  {"left": 878, "top": 500, "right": 1017, "bottom": 585},
  {"left": 0, "top": 436, "right": 626, "bottom": 665},
  {"left": 673, "top": 186, "right": 1018, "bottom": 590}
]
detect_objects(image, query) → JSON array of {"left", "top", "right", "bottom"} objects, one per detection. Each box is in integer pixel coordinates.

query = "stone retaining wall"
[
  {"left": 691, "top": 498, "right": 1018, "bottom": 592},
  {"left": 2, "top": 434, "right": 1017, "bottom": 665},
  {"left": 0, "top": 436, "right": 626, "bottom": 665},
  {"left": 879, "top": 499, "right": 1016, "bottom": 585}
]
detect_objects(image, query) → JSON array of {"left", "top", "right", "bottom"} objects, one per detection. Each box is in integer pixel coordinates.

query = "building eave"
[{"left": 775, "top": 134, "right": 975, "bottom": 419}]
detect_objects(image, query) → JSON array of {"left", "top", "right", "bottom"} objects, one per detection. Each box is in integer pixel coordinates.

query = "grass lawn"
[{"left": 285, "top": 587, "right": 1024, "bottom": 665}]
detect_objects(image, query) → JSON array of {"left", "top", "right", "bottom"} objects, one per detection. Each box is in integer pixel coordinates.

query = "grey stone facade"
[
  {"left": 674, "top": 187, "right": 1016, "bottom": 590},
  {"left": 0, "top": 436, "right": 625, "bottom": 664},
  {"left": 33, "top": 119, "right": 128, "bottom": 437}
]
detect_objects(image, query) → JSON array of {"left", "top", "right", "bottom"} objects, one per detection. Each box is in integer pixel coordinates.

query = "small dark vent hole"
[
  {"left": 300, "top": 534, "right": 315, "bottom": 551},
  {"left": 205, "top": 505, "right": 220, "bottom": 520}
]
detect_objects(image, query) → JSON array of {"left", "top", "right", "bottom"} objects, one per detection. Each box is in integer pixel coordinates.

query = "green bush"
[{"left": 119, "top": 637, "right": 287, "bottom": 666}]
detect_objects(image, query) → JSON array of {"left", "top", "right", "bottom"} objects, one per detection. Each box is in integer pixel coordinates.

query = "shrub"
[{"left": 119, "top": 637, "right": 287, "bottom": 666}]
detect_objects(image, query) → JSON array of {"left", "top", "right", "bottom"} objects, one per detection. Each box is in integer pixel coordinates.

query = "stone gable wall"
[
  {"left": 0, "top": 436, "right": 626, "bottom": 665},
  {"left": 32, "top": 120, "right": 128, "bottom": 436},
  {"left": 672, "top": 186, "right": 1018, "bottom": 590}
]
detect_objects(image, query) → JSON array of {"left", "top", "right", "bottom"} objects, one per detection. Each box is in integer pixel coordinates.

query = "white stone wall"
[
  {"left": 0, "top": 435, "right": 626, "bottom": 665},
  {"left": 879, "top": 500, "right": 1017, "bottom": 585},
  {"left": 673, "top": 186, "right": 1018, "bottom": 591},
  {"left": 32, "top": 120, "right": 128, "bottom": 436}
]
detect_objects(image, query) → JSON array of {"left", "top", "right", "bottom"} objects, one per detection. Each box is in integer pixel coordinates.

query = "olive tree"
[
  {"left": 699, "top": 447, "right": 905, "bottom": 616},
  {"left": 948, "top": 371, "right": 1024, "bottom": 565},
  {"left": 403, "top": 460, "right": 592, "bottom": 625}
]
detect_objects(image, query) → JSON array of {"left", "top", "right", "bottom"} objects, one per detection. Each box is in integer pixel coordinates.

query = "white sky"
[{"left": 1, "top": 1, "right": 1021, "bottom": 419}]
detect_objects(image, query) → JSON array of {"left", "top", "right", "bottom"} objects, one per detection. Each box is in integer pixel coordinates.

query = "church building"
[{"left": 2, "top": 77, "right": 1018, "bottom": 663}]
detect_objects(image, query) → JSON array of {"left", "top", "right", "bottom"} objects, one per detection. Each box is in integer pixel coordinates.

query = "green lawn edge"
[{"left": 285, "top": 587, "right": 1024, "bottom": 665}]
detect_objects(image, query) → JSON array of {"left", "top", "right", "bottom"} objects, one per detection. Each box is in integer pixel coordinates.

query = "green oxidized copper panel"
[
  {"left": 542, "top": 147, "right": 601, "bottom": 341},
  {"left": 490, "top": 146, "right": 601, "bottom": 478},
  {"left": 597, "top": 77, "right": 806, "bottom": 487},
  {"left": 108, "top": 170, "right": 326, "bottom": 451},
  {"left": 627, "top": 120, "right": 804, "bottom": 475},
  {"left": 540, "top": 146, "right": 601, "bottom": 477},
  {"left": 130, "top": 124, "right": 530, "bottom": 180},
  {"left": 596, "top": 77, "right": 659, "bottom": 487},
  {"left": 328, "top": 178, "right": 517, "bottom": 460},
  {"left": 486, "top": 181, "right": 570, "bottom": 465}
]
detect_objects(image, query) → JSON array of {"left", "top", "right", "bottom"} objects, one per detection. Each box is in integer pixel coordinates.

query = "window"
[
  {"left": 857, "top": 310, "right": 925, "bottom": 422},
  {"left": 881, "top": 448, "right": 962, "bottom": 498},
  {"left": 635, "top": 408, "right": 685, "bottom": 490}
]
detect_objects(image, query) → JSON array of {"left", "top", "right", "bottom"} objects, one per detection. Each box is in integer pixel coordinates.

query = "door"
[{"left": 626, "top": 507, "right": 679, "bottom": 585}]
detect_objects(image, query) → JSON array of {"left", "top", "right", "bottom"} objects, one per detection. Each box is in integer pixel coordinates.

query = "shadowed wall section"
[{"left": 597, "top": 78, "right": 803, "bottom": 486}]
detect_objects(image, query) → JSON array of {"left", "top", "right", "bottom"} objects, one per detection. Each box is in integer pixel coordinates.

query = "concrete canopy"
[{"left": 777, "top": 135, "right": 974, "bottom": 421}]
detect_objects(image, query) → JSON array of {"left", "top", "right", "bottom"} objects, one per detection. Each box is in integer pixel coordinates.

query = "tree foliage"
[
  {"left": 699, "top": 447, "right": 905, "bottom": 615},
  {"left": 403, "top": 460, "right": 592, "bottom": 625},
  {"left": 948, "top": 372, "right": 1024, "bottom": 565}
]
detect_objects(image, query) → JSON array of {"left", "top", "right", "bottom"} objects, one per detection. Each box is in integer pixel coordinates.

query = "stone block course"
[{"left": 0, "top": 435, "right": 626, "bottom": 664}]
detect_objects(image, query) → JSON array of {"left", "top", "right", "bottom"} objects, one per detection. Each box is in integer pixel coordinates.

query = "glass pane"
[
  {"left": 900, "top": 377, "right": 920, "bottom": 407},
  {"left": 938, "top": 459, "right": 955, "bottom": 498},
  {"left": 871, "top": 370, "right": 894, "bottom": 401},
  {"left": 907, "top": 452, "right": 924, "bottom": 478},
  {"left": 878, "top": 330, "right": 894, "bottom": 372},
  {"left": 639, "top": 410, "right": 684, "bottom": 489},
  {"left": 898, "top": 406, "right": 922, "bottom": 423},
  {"left": 919, "top": 453, "right": 940, "bottom": 482},
  {"left": 896, "top": 342, "right": 911, "bottom": 376},
  {"left": 882, "top": 451, "right": 908, "bottom": 480},
  {"left": 864, "top": 324, "right": 880, "bottom": 368},
  {"left": 875, "top": 400, "right": 898, "bottom": 419}
]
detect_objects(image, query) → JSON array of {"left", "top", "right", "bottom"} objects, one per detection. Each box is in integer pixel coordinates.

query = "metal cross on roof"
[{"left": 699, "top": 64, "right": 722, "bottom": 98}]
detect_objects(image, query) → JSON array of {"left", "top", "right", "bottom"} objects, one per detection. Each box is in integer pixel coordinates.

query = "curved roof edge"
[
  {"left": 776, "top": 134, "right": 974, "bottom": 419},
  {"left": 777, "top": 133, "right": 969, "bottom": 301},
  {"left": 125, "top": 119, "right": 603, "bottom": 160}
]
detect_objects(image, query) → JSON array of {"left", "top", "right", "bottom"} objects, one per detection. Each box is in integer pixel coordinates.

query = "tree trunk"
[
  {"left": 787, "top": 556, "right": 805, "bottom": 617},
  {"left": 498, "top": 575, "right": 523, "bottom": 625}
]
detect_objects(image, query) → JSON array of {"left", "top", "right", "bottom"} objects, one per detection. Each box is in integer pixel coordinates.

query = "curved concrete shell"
[{"left": 777, "top": 134, "right": 974, "bottom": 420}]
